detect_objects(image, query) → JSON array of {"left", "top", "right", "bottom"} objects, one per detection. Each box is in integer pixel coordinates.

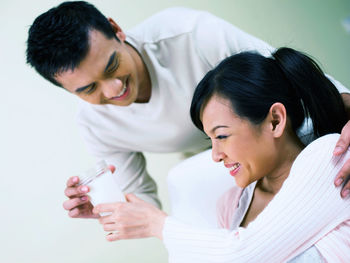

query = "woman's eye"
[{"left": 216, "top": 135, "right": 228, "bottom": 140}]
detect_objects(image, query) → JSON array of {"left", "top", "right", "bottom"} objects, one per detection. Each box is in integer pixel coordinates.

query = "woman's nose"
[
  {"left": 101, "top": 78, "right": 123, "bottom": 99},
  {"left": 211, "top": 143, "right": 225, "bottom": 162}
]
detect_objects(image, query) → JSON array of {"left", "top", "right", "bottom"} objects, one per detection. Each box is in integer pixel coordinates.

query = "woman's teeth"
[{"left": 229, "top": 163, "right": 240, "bottom": 172}]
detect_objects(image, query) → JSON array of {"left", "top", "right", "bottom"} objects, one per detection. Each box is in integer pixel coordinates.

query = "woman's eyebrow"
[{"left": 210, "top": 125, "right": 229, "bottom": 134}]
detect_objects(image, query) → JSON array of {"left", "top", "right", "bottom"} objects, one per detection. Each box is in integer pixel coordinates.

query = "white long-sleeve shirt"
[
  {"left": 163, "top": 134, "right": 350, "bottom": 263},
  {"left": 76, "top": 7, "right": 349, "bottom": 207}
]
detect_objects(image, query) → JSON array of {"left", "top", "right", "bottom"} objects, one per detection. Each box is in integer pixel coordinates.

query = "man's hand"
[
  {"left": 62, "top": 165, "right": 116, "bottom": 218},
  {"left": 334, "top": 120, "right": 350, "bottom": 198},
  {"left": 93, "top": 193, "right": 167, "bottom": 241},
  {"left": 63, "top": 176, "right": 99, "bottom": 218}
]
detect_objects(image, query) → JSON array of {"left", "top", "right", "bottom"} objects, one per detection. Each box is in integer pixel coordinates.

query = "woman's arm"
[
  {"left": 162, "top": 134, "right": 350, "bottom": 263},
  {"left": 94, "top": 134, "right": 350, "bottom": 262}
]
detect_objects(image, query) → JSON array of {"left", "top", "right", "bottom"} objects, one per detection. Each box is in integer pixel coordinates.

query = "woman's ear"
[
  {"left": 108, "top": 17, "right": 126, "bottom": 42},
  {"left": 267, "top": 103, "right": 287, "bottom": 138}
]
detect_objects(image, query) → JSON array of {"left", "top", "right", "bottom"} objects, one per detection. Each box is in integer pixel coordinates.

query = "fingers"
[
  {"left": 125, "top": 193, "right": 143, "bottom": 203},
  {"left": 66, "top": 176, "right": 80, "bottom": 187},
  {"left": 105, "top": 226, "right": 149, "bottom": 242},
  {"left": 64, "top": 185, "right": 90, "bottom": 198},
  {"left": 103, "top": 223, "right": 117, "bottom": 232},
  {"left": 63, "top": 176, "right": 97, "bottom": 219},
  {"left": 63, "top": 182, "right": 92, "bottom": 218},
  {"left": 334, "top": 159, "right": 350, "bottom": 198},
  {"left": 65, "top": 202, "right": 99, "bottom": 219},
  {"left": 93, "top": 202, "right": 122, "bottom": 215},
  {"left": 106, "top": 232, "right": 119, "bottom": 242},
  {"left": 334, "top": 121, "right": 350, "bottom": 156},
  {"left": 63, "top": 195, "right": 89, "bottom": 211},
  {"left": 341, "top": 180, "right": 350, "bottom": 198},
  {"left": 68, "top": 207, "right": 81, "bottom": 218}
]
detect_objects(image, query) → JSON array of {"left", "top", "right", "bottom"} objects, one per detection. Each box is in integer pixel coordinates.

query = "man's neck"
[{"left": 126, "top": 42, "right": 152, "bottom": 103}]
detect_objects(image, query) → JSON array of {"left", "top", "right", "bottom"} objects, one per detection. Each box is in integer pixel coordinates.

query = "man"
[{"left": 27, "top": 1, "right": 350, "bottom": 227}]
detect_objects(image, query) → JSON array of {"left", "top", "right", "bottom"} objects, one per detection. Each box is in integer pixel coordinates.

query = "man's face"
[{"left": 55, "top": 29, "right": 147, "bottom": 106}]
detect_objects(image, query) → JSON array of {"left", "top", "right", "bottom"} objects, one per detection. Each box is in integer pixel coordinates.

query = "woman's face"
[{"left": 201, "top": 95, "right": 278, "bottom": 188}]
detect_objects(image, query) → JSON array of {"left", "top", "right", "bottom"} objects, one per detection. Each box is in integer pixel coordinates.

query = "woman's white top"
[{"left": 163, "top": 134, "right": 350, "bottom": 263}]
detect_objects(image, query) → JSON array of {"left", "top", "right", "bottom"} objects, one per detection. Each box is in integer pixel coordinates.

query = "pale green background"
[{"left": 1, "top": 1, "right": 349, "bottom": 262}]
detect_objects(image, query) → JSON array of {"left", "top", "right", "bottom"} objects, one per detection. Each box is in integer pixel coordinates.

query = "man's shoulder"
[
  {"left": 76, "top": 100, "right": 111, "bottom": 126},
  {"left": 127, "top": 7, "right": 214, "bottom": 43}
]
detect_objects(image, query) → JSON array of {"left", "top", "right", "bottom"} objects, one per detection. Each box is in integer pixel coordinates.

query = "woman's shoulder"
[
  {"left": 289, "top": 133, "right": 346, "bottom": 183},
  {"left": 294, "top": 133, "right": 340, "bottom": 164}
]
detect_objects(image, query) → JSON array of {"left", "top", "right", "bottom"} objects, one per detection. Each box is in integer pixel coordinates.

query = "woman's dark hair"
[
  {"left": 190, "top": 47, "right": 347, "bottom": 138},
  {"left": 26, "top": 1, "right": 118, "bottom": 86}
]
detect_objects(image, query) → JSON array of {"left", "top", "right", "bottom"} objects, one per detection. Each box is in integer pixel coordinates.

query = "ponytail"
[
  {"left": 272, "top": 47, "right": 347, "bottom": 137},
  {"left": 190, "top": 47, "right": 347, "bottom": 139}
]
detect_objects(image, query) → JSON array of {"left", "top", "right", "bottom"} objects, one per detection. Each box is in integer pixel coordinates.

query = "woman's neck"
[{"left": 258, "top": 132, "right": 304, "bottom": 195}]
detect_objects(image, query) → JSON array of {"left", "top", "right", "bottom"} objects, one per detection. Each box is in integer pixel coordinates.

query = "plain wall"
[{"left": 1, "top": 0, "right": 349, "bottom": 262}]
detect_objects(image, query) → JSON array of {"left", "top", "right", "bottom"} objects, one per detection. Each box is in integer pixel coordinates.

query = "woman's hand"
[
  {"left": 334, "top": 120, "right": 350, "bottom": 197},
  {"left": 93, "top": 193, "right": 168, "bottom": 241}
]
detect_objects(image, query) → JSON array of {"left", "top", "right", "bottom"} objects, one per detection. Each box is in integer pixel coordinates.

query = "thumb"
[
  {"left": 334, "top": 121, "right": 350, "bottom": 156},
  {"left": 334, "top": 139, "right": 347, "bottom": 156},
  {"left": 125, "top": 193, "right": 143, "bottom": 203}
]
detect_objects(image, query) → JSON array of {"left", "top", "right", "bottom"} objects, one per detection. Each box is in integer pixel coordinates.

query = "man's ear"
[
  {"left": 267, "top": 103, "right": 287, "bottom": 138},
  {"left": 108, "top": 17, "right": 126, "bottom": 42}
]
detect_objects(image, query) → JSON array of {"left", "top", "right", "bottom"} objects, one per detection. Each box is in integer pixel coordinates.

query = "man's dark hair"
[{"left": 26, "top": 1, "right": 118, "bottom": 86}]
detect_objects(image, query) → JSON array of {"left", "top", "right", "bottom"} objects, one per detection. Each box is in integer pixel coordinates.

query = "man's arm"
[{"left": 334, "top": 93, "right": 350, "bottom": 197}]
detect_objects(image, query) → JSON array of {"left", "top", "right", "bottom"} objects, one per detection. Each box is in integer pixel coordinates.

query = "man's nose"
[{"left": 101, "top": 78, "right": 123, "bottom": 99}]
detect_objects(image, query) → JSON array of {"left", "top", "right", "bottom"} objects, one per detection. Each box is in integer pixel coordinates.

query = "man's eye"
[
  {"left": 106, "top": 61, "right": 119, "bottom": 75},
  {"left": 85, "top": 84, "right": 96, "bottom": 94}
]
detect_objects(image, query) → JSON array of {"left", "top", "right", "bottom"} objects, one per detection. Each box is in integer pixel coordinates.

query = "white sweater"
[
  {"left": 76, "top": 7, "right": 349, "bottom": 207},
  {"left": 163, "top": 134, "right": 350, "bottom": 263}
]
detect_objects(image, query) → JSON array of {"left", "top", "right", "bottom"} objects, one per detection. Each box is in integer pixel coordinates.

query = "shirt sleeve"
[
  {"left": 193, "top": 11, "right": 348, "bottom": 96},
  {"left": 325, "top": 73, "right": 349, "bottom": 94},
  {"left": 193, "top": 10, "right": 274, "bottom": 69},
  {"left": 163, "top": 134, "right": 350, "bottom": 263},
  {"left": 77, "top": 122, "right": 161, "bottom": 208},
  {"left": 105, "top": 151, "right": 161, "bottom": 208}
]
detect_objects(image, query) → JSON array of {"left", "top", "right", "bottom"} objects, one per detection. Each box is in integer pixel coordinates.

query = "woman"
[{"left": 93, "top": 48, "right": 350, "bottom": 262}]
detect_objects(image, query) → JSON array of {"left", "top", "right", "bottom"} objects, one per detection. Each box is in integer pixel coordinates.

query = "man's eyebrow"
[
  {"left": 75, "top": 83, "right": 94, "bottom": 93},
  {"left": 74, "top": 51, "right": 117, "bottom": 93},
  {"left": 104, "top": 51, "right": 117, "bottom": 73},
  {"left": 210, "top": 125, "right": 229, "bottom": 134}
]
